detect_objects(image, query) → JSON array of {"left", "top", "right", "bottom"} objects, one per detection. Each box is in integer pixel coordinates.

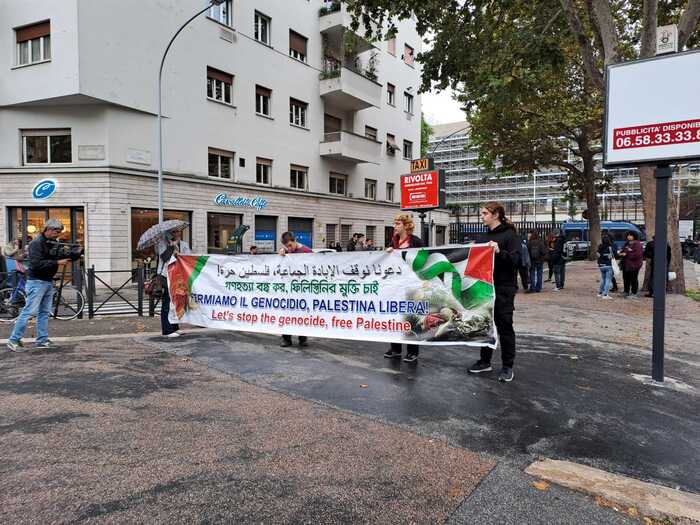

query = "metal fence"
[{"left": 449, "top": 221, "right": 563, "bottom": 243}]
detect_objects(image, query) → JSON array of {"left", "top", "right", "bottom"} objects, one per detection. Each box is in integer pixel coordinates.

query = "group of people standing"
[{"left": 513, "top": 229, "right": 569, "bottom": 294}]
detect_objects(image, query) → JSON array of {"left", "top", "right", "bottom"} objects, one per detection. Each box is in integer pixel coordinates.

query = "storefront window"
[{"left": 207, "top": 212, "right": 242, "bottom": 254}]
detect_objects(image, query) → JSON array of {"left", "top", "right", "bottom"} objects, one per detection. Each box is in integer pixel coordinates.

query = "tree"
[
  {"left": 346, "top": 0, "right": 700, "bottom": 289},
  {"left": 420, "top": 114, "right": 432, "bottom": 157}
]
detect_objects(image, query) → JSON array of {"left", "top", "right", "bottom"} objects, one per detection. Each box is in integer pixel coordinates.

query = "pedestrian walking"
[
  {"left": 157, "top": 229, "right": 191, "bottom": 337},
  {"left": 6, "top": 219, "right": 82, "bottom": 352},
  {"left": 618, "top": 231, "right": 643, "bottom": 297},
  {"left": 550, "top": 229, "right": 567, "bottom": 291},
  {"left": 468, "top": 201, "right": 520, "bottom": 382},
  {"left": 278, "top": 231, "right": 312, "bottom": 347},
  {"left": 517, "top": 237, "right": 530, "bottom": 291},
  {"left": 643, "top": 236, "right": 671, "bottom": 298},
  {"left": 526, "top": 230, "right": 547, "bottom": 293},
  {"left": 384, "top": 213, "right": 424, "bottom": 364},
  {"left": 596, "top": 233, "right": 615, "bottom": 299}
]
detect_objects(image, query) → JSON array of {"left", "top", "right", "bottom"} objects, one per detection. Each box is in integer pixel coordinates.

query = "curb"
[{"left": 526, "top": 459, "right": 700, "bottom": 524}]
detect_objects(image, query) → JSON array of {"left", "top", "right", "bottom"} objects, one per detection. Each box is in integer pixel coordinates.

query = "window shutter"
[
  {"left": 404, "top": 44, "right": 414, "bottom": 65},
  {"left": 207, "top": 67, "right": 233, "bottom": 84},
  {"left": 289, "top": 31, "right": 307, "bottom": 54},
  {"left": 387, "top": 38, "right": 396, "bottom": 55},
  {"left": 290, "top": 98, "right": 308, "bottom": 108},
  {"left": 290, "top": 164, "right": 308, "bottom": 172},
  {"left": 256, "top": 85, "right": 271, "bottom": 97},
  {"left": 324, "top": 114, "right": 342, "bottom": 133},
  {"left": 209, "top": 148, "right": 233, "bottom": 158},
  {"left": 257, "top": 157, "right": 272, "bottom": 166},
  {"left": 388, "top": 83, "right": 395, "bottom": 94},
  {"left": 16, "top": 21, "right": 50, "bottom": 43}
]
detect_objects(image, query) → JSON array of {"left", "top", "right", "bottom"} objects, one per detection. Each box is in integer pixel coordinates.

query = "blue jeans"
[
  {"left": 553, "top": 263, "right": 566, "bottom": 289},
  {"left": 10, "top": 279, "right": 54, "bottom": 343},
  {"left": 529, "top": 263, "right": 544, "bottom": 292},
  {"left": 598, "top": 266, "right": 613, "bottom": 296}
]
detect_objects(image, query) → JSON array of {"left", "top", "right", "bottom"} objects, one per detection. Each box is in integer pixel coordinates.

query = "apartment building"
[
  {"left": 0, "top": 0, "right": 448, "bottom": 275},
  {"left": 430, "top": 121, "right": 697, "bottom": 223}
]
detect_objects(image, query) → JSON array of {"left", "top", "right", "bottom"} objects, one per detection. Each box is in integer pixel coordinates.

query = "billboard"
[
  {"left": 400, "top": 170, "right": 445, "bottom": 210},
  {"left": 604, "top": 48, "right": 700, "bottom": 167}
]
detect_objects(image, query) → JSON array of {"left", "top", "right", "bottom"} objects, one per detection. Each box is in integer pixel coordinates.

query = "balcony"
[
  {"left": 320, "top": 65, "right": 382, "bottom": 111},
  {"left": 320, "top": 131, "right": 382, "bottom": 164},
  {"left": 319, "top": 3, "right": 374, "bottom": 55}
]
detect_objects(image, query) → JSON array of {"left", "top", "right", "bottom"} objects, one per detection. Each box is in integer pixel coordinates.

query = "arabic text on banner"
[{"left": 166, "top": 245, "right": 497, "bottom": 347}]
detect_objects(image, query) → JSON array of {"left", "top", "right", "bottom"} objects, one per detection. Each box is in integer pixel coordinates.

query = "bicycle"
[{"left": 0, "top": 268, "right": 85, "bottom": 322}]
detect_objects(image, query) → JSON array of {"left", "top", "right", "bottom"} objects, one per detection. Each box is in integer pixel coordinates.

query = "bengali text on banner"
[{"left": 166, "top": 245, "right": 497, "bottom": 348}]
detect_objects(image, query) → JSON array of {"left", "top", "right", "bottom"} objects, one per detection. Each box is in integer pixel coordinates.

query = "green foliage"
[
  {"left": 319, "top": 1, "right": 341, "bottom": 17},
  {"left": 421, "top": 114, "right": 432, "bottom": 157}
]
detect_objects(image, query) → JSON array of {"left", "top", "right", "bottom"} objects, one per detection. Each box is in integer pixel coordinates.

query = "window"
[
  {"left": 366, "top": 225, "right": 376, "bottom": 243},
  {"left": 208, "top": 148, "right": 233, "bottom": 179},
  {"left": 329, "top": 173, "right": 347, "bottom": 196},
  {"left": 16, "top": 21, "right": 51, "bottom": 66},
  {"left": 289, "top": 30, "right": 307, "bottom": 62},
  {"left": 208, "top": 0, "right": 232, "bottom": 26},
  {"left": 22, "top": 129, "right": 71, "bottom": 164},
  {"left": 404, "top": 92, "right": 414, "bottom": 114},
  {"left": 289, "top": 98, "right": 308, "bottom": 128},
  {"left": 403, "top": 140, "right": 413, "bottom": 160},
  {"left": 290, "top": 165, "right": 308, "bottom": 190},
  {"left": 386, "top": 133, "right": 398, "bottom": 156},
  {"left": 256, "top": 85, "right": 271, "bottom": 116},
  {"left": 386, "top": 183, "right": 395, "bottom": 202},
  {"left": 365, "top": 126, "right": 377, "bottom": 141},
  {"left": 365, "top": 179, "right": 377, "bottom": 200},
  {"left": 387, "top": 83, "right": 395, "bottom": 106},
  {"left": 387, "top": 38, "right": 396, "bottom": 56},
  {"left": 254, "top": 11, "right": 271, "bottom": 45},
  {"left": 256, "top": 157, "right": 272, "bottom": 185},
  {"left": 207, "top": 67, "right": 233, "bottom": 105},
  {"left": 403, "top": 43, "right": 415, "bottom": 66}
]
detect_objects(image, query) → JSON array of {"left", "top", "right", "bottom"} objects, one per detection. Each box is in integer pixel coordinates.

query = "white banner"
[{"left": 167, "top": 246, "right": 497, "bottom": 347}]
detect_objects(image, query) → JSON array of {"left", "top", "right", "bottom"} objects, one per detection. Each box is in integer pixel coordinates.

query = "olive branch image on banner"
[{"left": 166, "top": 245, "right": 497, "bottom": 348}]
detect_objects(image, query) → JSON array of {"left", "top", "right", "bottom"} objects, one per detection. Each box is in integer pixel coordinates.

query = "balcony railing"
[
  {"left": 319, "top": 63, "right": 382, "bottom": 111},
  {"left": 320, "top": 130, "right": 381, "bottom": 164}
]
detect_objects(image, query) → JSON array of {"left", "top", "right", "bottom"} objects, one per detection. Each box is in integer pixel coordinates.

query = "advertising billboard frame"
[{"left": 603, "top": 47, "right": 700, "bottom": 168}]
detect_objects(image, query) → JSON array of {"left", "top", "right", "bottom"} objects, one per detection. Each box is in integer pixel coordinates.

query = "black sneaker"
[
  {"left": 498, "top": 367, "right": 514, "bottom": 382},
  {"left": 403, "top": 354, "right": 418, "bottom": 364},
  {"left": 468, "top": 360, "right": 492, "bottom": 374},
  {"left": 7, "top": 340, "right": 27, "bottom": 353},
  {"left": 280, "top": 337, "right": 293, "bottom": 348},
  {"left": 298, "top": 337, "right": 308, "bottom": 348},
  {"left": 383, "top": 349, "right": 402, "bottom": 359},
  {"left": 35, "top": 339, "right": 56, "bottom": 349}
]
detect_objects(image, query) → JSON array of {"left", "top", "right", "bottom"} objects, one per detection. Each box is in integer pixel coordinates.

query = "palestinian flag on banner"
[
  {"left": 168, "top": 255, "right": 209, "bottom": 319},
  {"left": 402, "top": 244, "right": 495, "bottom": 309}
]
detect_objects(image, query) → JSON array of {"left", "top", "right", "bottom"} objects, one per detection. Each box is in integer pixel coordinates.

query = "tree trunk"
[
  {"left": 582, "top": 156, "right": 601, "bottom": 260},
  {"left": 638, "top": 165, "right": 686, "bottom": 294}
]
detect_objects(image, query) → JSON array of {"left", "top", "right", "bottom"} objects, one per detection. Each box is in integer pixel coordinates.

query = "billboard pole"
[{"left": 651, "top": 164, "right": 671, "bottom": 381}]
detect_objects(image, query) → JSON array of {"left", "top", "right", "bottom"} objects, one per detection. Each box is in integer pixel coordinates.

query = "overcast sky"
[{"left": 422, "top": 87, "right": 465, "bottom": 125}]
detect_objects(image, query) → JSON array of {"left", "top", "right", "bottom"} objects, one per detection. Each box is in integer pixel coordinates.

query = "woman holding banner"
[
  {"left": 468, "top": 202, "right": 520, "bottom": 382},
  {"left": 384, "top": 213, "right": 424, "bottom": 363}
]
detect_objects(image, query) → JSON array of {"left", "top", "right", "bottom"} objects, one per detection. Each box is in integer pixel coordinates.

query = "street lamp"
[{"left": 157, "top": 0, "right": 225, "bottom": 224}]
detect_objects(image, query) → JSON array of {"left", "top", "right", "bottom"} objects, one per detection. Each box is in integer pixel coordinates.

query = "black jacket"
[
  {"left": 27, "top": 235, "right": 60, "bottom": 282},
  {"left": 550, "top": 235, "right": 567, "bottom": 265},
  {"left": 597, "top": 241, "right": 615, "bottom": 266},
  {"left": 644, "top": 240, "right": 671, "bottom": 266},
  {"left": 479, "top": 223, "right": 520, "bottom": 290}
]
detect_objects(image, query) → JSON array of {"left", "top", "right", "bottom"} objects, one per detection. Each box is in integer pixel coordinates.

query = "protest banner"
[{"left": 167, "top": 245, "right": 497, "bottom": 348}]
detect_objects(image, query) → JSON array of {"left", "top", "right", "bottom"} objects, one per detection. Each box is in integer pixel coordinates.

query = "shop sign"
[
  {"left": 214, "top": 193, "right": 268, "bottom": 210},
  {"left": 32, "top": 179, "right": 57, "bottom": 200},
  {"left": 400, "top": 170, "right": 445, "bottom": 210}
]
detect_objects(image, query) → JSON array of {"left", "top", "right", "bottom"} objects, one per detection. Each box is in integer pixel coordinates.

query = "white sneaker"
[
  {"left": 166, "top": 331, "right": 181, "bottom": 338},
  {"left": 553, "top": 287, "right": 560, "bottom": 292},
  {"left": 602, "top": 295, "right": 612, "bottom": 300},
  {"left": 597, "top": 294, "right": 602, "bottom": 298}
]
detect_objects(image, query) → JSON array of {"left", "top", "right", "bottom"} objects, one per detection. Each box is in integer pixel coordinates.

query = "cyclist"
[{"left": 6, "top": 219, "right": 80, "bottom": 352}]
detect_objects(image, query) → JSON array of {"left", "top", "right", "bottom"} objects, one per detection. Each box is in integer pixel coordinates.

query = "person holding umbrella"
[{"left": 137, "top": 220, "right": 191, "bottom": 338}]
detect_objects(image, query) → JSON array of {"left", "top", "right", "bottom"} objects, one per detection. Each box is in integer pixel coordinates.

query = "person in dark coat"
[
  {"left": 468, "top": 201, "right": 520, "bottom": 383},
  {"left": 278, "top": 231, "right": 313, "bottom": 347},
  {"left": 643, "top": 236, "right": 672, "bottom": 298},
  {"left": 526, "top": 230, "right": 547, "bottom": 293},
  {"left": 596, "top": 233, "right": 615, "bottom": 299},
  {"left": 550, "top": 229, "right": 567, "bottom": 291},
  {"left": 618, "top": 231, "right": 644, "bottom": 297},
  {"left": 517, "top": 238, "right": 530, "bottom": 291},
  {"left": 384, "top": 213, "right": 424, "bottom": 364}
]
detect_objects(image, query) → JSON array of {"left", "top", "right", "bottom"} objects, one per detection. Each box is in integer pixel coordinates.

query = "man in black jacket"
[
  {"left": 643, "top": 236, "right": 671, "bottom": 298},
  {"left": 550, "top": 230, "right": 567, "bottom": 291},
  {"left": 7, "top": 219, "right": 78, "bottom": 352},
  {"left": 468, "top": 202, "right": 520, "bottom": 382}
]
